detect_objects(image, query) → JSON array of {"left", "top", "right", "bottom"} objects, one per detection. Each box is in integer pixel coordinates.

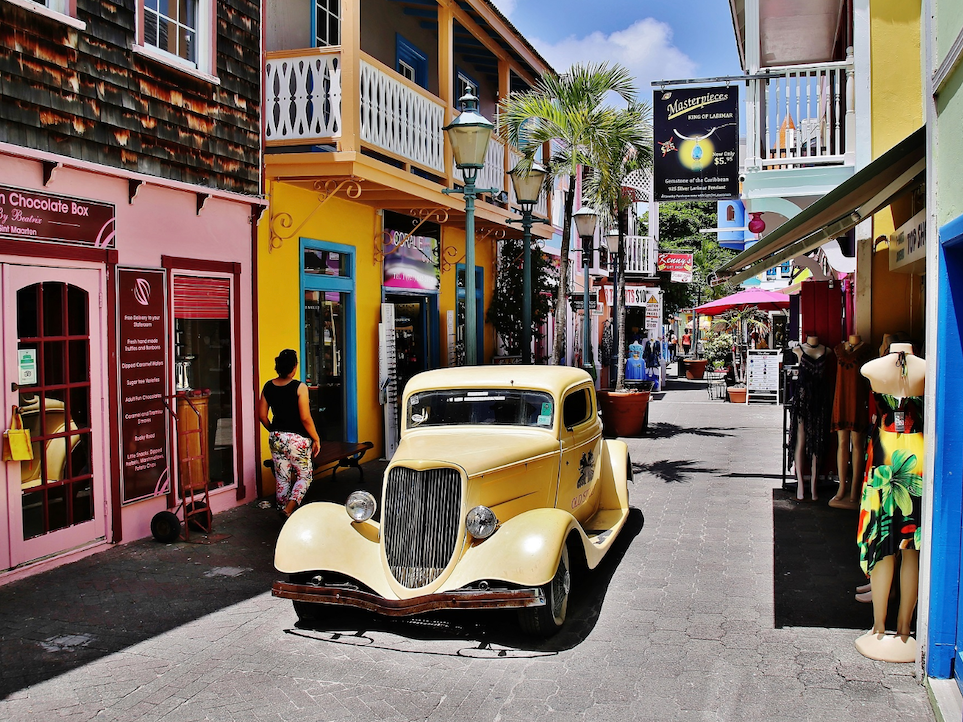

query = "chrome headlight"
[
  {"left": 345, "top": 491, "right": 376, "bottom": 522},
  {"left": 466, "top": 505, "right": 498, "bottom": 539}
]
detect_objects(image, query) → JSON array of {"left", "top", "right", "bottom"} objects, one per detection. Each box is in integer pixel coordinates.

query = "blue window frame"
[
  {"left": 300, "top": 238, "right": 357, "bottom": 443},
  {"left": 396, "top": 34, "right": 428, "bottom": 89},
  {"left": 455, "top": 66, "right": 478, "bottom": 99},
  {"left": 456, "top": 264, "right": 484, "bottom": 364}
]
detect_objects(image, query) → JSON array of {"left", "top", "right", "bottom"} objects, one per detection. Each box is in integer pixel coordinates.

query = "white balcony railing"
[
  {"left": 265, "top": 49, "right": 342, "bottom": 143},
  {"left": 746, "top": 49, "right": 855, "bottom": 171},
  {"left": 623, "top": 235, "right": 657, "bottom": 275},
  {"left": 359, "top": 57, "right": 445, "bottom": 174},
  {"left": 455, "top": 134, "right": 506, "bottom": 195}
]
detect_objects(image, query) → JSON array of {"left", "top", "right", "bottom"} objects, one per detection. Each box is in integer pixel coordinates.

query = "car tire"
[
  {"left": 150, "top": 511, "right": 181, "bottom": 543},
  {"left": 518, "top": 544, "right": 570, "bottom": 637}
]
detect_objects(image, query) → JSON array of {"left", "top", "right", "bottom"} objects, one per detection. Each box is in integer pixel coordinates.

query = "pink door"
[{"left": 2, "top": 264, "right": 108, "bottom": 570}]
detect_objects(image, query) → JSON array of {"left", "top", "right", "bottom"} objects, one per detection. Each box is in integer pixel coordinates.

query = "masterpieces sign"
[
  {"left": 0, "top": 184, "right": 115, "bottom": 247},
  {"left": 653, "top": 86, "right": 739, "bottom": 202}
]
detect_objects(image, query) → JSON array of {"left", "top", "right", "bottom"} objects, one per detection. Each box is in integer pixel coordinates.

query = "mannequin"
[
  {"left": 855, "top": 342, "right": 926, "bottom": 663},
  {"left": 625, "top": 338, "right": 644, "bottom": 381},
  {"left": 829, "top": 334, "right": 871, "bottom": 509},
  {"left": 790, "top": 335, "right": 832, "bottom": 501}
]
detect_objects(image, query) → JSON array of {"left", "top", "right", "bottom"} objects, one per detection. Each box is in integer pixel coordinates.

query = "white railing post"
[{"left": 844, "top": 46, "right": 856, "bottom": 165}]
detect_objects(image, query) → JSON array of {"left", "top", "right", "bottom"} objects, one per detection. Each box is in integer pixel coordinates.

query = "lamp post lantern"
[
  {"left": 605, "top": 226, "right": 621, "bottom": 382},
  {"left": 573, "top": 205, "right": 599, "bottom": 377},
  {"left": 443, "top": 92, "right": 496, "bottom": 366},
  {"left": 508, "top": 162, "right": 547, "bottom": 364}
]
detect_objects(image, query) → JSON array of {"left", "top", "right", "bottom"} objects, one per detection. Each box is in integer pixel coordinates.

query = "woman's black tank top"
[{"left": 262, "top": 379, "right": 309, "bottom": 438}]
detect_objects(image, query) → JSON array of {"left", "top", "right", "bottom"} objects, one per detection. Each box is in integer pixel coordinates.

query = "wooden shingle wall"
[{"left": 0, "top": 0, "right": 262, "bottom": 195}]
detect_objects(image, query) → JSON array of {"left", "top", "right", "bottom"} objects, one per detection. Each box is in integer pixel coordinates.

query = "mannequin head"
[
  {"left": 805, "top": 333, "right": 819, "bottom": 346},
  {"left": 848, "top": 334, "right": 862, "bottom": 346}
]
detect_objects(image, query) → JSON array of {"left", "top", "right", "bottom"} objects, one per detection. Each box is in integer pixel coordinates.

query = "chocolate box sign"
[{"left": 0, "top": 184, "right": 116, "bottom": 248}]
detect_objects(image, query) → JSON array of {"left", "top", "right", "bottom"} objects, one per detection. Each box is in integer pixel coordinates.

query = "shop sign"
[
  {"left": 653, "top": 86, "right": 739, "bottom": 201},
  {"left": 117, "top": 268, "right": 171, "bottom": 503},
  {"left": 569, "top": 290, "right": 601, "bottom": 315},
  {"left": 602, "top": 285, "right": 661, "bottom": 307},
  {"left": 657, "top": 252, "right": 694, "bottom": 274},
  {"left": 671, "top": 270, "right": 693, "bottom": 283},
  {"left": 889, "top": 210, "right": 925, "bottom": 273},
  {"left": 0, "top": 184, "right": 115, "bottom": 248},
  {"left": 17, "top": 349, "right": 37, "bottom": 386},
  {"left": 383, "top": 230, "right": 440, "bottom": 291}
]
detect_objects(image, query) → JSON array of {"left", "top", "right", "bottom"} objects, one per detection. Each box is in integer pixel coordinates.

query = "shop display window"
[
  {"left": 304, "top": 290, "right": 346, "bottom": 443},
  {"left": 173, "top": 276, "right": 235, "bottom": 489}
]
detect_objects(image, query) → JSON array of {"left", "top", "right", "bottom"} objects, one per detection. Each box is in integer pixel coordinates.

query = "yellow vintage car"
[{"left": 272, "top": 366, "right": 632, "bottom": 636}]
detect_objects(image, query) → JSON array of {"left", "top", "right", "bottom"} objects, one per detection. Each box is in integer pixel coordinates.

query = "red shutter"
[{"left": 173, "top": 276, "right": 231, "bottom": 320}]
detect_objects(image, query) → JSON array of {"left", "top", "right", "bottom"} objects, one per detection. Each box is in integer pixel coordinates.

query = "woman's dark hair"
[{"left": 275, "top": 349, "right": 298, "bottom": 376}]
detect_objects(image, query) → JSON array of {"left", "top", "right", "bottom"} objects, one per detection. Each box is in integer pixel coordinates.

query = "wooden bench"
[{"left": 264, "top": 440, "right": 375, "bottom": 482}]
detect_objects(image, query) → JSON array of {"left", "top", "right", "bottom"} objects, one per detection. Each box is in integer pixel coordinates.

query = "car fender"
[
  {"left": 443, "top": 507, "right": 582, "bottom": 590},
  {"left": 273, "top": 502, "right": 396, "bottom": 599}
]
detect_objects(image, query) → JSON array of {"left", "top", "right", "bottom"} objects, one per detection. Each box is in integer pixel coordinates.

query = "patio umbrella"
[{"left": 694, "top": 288, "right": 791, "bottom": 315}]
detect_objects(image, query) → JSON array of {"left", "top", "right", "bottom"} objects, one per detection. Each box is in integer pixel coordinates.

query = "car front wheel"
[{"left": 518, "top": 544, "right": 570, "bottom": 636}]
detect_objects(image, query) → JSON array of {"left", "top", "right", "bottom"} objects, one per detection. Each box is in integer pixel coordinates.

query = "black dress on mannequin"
[{"left": 789, "top": 352, "right": 832, "bottom": 470}]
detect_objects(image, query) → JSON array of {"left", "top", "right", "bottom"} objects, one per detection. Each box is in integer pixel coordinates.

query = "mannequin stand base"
[
  {"left": 855, "top": 631, "right": 917, "bottom": 663},
  {"left": 829, "top": 498, "right": 859, "bottom": 510}
]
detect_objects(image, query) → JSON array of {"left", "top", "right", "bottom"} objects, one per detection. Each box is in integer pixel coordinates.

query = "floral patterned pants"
[{"left": 269, "top": 431, "right": 312, "bottom": 507}]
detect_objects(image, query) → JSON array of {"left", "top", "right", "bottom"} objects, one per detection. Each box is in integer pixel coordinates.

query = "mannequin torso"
[
  {"left": 794, "top": 335, "right": 827, "bottom": 361},
  {"left": 860, "top": 343, "right": 925, "bottom": 397}
]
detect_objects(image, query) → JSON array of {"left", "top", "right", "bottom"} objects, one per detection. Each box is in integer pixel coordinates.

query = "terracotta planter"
[
  {"left": 683, "top": 359, "right": 708, "bottom": 380},
  {"left": 597, "top": 389, "right": 651, "bottom": 438},
  {"left": 727, "top": 387, "right": 747, "bottom": 403}
]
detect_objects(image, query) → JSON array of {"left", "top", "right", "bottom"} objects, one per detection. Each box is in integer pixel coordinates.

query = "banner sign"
[
  {"left": 602, "top": 285, "right": 661, "bottom": 308},
  {"left": 118, "top": 268, "right": 170, "bottom": 504},
  {"left": 653, "top": 86, "right": 739, "bottom": 201},
  {"left": 0, "top": 184, "right": 115, "bottom": 247},
  {"left": 657, "top": 252, "right": 693, "bottom": 274},
  {"left": 889, "top": 209, "right": 925, "bottom": 273},
  {"left": 383, "top": 230, "right": 440, "bottom": 291},
  {"left": 671, "top": 270, "right": 693, "bottom": 283}
]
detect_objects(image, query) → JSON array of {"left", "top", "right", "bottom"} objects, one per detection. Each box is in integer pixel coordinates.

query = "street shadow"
[
  {"left": 772, "top": 488, "right": 909, "bottom": 631},
  {"left": 292, "top": 507, "right": 646, "bottom": 654},
  {"left": 633, "top": 458, "right": 722, "bottom": 485},
  {"left": 643, "top": 421, "right": 733, "bottom": 440}
]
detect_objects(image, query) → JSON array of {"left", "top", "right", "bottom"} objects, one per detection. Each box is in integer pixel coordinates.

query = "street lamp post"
[
  {"left": 605, "top": 227, "right": 621, "bottom": 382},
  {"left": 573, "top": 205, "right": 599, "bottom": 378},
  {"left": 443, "top": 92, "right": 497, "bottom": 366},
  {"left": 507, "top": 162, "right": 547, "bottom": 364}
]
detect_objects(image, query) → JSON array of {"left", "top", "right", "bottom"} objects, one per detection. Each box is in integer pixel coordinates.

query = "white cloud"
[
  {"left": 530, "top": 18, "right": 698, "bottom": 98},
  {"left": 490, "top": 0, "right": 517, "bottom": 18}
]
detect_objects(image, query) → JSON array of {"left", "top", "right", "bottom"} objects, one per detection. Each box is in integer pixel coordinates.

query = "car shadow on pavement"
[
  {"left": 290, "top": 507, "right": 646, "bottom": 655},
  {"left": 772, "top": 487, "right": 909, "bottom": 632}
]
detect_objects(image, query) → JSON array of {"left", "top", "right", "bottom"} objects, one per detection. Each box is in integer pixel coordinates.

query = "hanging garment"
[
  {"left": 788, "top": 352, "right": 832, "bottom": 469},
  {"left": 857, "top": 393, "right": 924, "bottom": 575},
  {"left": 831, "top": 343, "right": 871, "bottom": 432}
]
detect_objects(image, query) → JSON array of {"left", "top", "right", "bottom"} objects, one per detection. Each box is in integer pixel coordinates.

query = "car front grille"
[{"left": 383, "top": 466, "right": 463, "bottom": 588}]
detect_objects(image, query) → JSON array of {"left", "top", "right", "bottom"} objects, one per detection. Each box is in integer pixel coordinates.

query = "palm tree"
[
  {"left": 500, "top": 63, "right": 638, "bottom": 365},
  {"left": 582, "top": 104, "right": 653, "bottom": 389}
]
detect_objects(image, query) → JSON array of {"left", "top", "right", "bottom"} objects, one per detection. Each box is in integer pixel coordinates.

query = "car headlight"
[
  {"left": 345, "top": 491, "right": 376, "bottom": 522},
  {"left": 466, "top": 505, "right": 498, "bottom": 539}
]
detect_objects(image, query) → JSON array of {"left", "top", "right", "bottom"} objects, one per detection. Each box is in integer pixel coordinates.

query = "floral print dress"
[{"left": 857, "top": 393, "right": 924, "bottom": 576}]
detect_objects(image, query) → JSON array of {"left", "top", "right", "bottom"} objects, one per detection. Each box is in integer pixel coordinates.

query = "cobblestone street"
[{"left": 0, "top": 378, "right": 935, "bottom": 721}]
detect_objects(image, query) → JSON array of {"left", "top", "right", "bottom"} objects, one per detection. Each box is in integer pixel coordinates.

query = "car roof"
[{"left": 403, "top": 365, "right": 593, "bottom": 398}]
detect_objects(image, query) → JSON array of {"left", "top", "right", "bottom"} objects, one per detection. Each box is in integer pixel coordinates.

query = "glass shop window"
[{"left": 173, "top": 276, "right": 235, "bottom": 488}]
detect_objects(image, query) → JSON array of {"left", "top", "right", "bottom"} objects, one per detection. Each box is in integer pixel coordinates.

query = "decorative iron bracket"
[
  {"left": 375, "top": 208, "right": 449, "bottom": 265},
  {"left": 269, "top": 177, "right": 362, "bottom": 252}
]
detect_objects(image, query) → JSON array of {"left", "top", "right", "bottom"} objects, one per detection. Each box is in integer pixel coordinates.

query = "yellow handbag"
[{"left": 3, "top": 405, "right": 34, "bottom": 461}]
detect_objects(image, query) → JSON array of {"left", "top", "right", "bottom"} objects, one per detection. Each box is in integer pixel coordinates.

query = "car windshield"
[{"left": 407, "top": 389, "right": 555, "bottom": 429}]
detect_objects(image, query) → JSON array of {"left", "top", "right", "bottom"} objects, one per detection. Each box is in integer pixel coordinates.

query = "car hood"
[{"left": 391, "top": 427, "right": 559, "bottom": 477}]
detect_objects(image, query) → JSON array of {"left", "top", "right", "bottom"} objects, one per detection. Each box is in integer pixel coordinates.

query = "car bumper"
[{"left": 272, "top": 581, "right": 546, "bottom": 616}]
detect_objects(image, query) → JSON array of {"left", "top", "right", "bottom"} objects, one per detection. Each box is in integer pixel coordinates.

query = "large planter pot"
[
  {"left": 597, "top": 389, "right": 651, "bottom": 438},
  {"left": 727, "top": 387, "right": 747, "bottom": 403},
  {"left": 683, "top": 359, "right": 708, "bottom": 380}
]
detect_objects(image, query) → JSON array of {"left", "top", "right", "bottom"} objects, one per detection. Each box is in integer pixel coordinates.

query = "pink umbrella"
[{"left": 693, "top": 288, "right": 790, "bottom": 315}]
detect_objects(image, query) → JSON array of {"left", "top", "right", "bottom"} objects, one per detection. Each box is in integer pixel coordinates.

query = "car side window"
[{"left": 562, "top": 388, "right": 591, "bottom": 428}]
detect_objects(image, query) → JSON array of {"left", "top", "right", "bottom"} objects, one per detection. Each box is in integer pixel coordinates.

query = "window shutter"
[{"left": 173, "top": 276, "right": 230, "bottom": 320}]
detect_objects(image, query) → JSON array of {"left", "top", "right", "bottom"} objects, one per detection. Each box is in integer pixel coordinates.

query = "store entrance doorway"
[
  {"left": 1, "top": 264, "right": 107, "bottom": 570},
  {"left": 386, "top": 293, "right": 434, "bottom": 402}
]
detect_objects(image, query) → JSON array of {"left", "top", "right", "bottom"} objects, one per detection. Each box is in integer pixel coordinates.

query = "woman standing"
[{"left": 257, "top": 349, "right": 321, "bottom": 517}]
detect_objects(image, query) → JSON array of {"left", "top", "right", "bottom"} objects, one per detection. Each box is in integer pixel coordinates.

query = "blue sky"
[{"left": 492, "top": 0, "right": 743, "bottom": 93}]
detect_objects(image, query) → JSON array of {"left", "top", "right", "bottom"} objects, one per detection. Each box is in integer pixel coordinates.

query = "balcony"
[
  {"left": 622, "top": 236, "right": 658, "bottom": 276},
  {"left": 743, "top": 52, "right": 856, "bottom": 198},
  {"left": 264, "top": 48, "right": 553, "bottom": 222}
]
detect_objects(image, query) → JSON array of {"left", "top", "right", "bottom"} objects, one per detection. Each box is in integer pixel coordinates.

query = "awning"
[{"left": 712, "top": 127, "right": 925, "bottom": 286}]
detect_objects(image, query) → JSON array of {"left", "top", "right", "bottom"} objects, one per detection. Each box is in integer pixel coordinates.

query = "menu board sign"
[
  {"left": 0, "top": 184, "right": 115, "bottom": 247},
  {"left": 117, "top": 268, "right": 170, "bottom": 503}
]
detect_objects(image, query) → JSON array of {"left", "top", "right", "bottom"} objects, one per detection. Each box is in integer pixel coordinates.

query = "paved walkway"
[{"left": 0, "top": 374, "right": 936, "bottom": 721}]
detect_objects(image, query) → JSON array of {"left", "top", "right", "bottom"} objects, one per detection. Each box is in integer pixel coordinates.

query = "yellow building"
[{"left": 257, "top": 0, "right": 555, "bottom": 489}]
